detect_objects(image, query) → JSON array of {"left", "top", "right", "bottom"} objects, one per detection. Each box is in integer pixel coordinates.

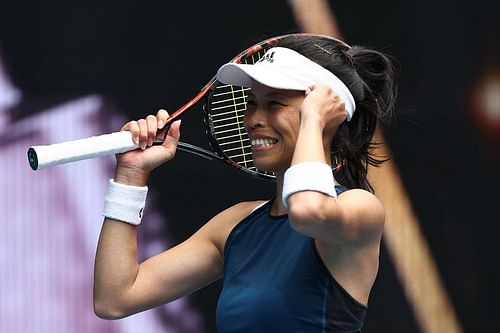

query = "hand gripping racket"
[{"left": 27, "top": 33, "right": 338, "bottom": 180}]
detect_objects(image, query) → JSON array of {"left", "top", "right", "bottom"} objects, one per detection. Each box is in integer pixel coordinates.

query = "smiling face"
[{"left": 244, "top": 81, "right": 305, "bottom": 174}]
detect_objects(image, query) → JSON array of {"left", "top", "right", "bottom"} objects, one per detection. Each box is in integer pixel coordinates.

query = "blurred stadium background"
[{"left": 0, "top": 1, "right": 498, "bottom": 332}]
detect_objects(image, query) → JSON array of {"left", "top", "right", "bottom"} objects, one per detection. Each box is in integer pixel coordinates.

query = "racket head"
[{"left": 202, "top": 33, "right": 348, "bottom": 180}]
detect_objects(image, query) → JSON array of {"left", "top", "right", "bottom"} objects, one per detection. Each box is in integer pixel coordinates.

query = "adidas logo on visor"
[
  {"left": 259, "top": 51, "right": 276, "bottom": 63},
  {"left": 217, "top": 47, "right": 356, "bottom": 121}
]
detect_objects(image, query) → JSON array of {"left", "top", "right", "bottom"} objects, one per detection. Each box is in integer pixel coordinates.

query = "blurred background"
[{"left": 0, "top": 0, "right": 498, "bottom": 332}]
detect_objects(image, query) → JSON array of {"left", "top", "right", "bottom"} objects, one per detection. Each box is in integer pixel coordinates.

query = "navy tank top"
[{"left": 216, "top": 196, "right": 368, "bottom": 332}]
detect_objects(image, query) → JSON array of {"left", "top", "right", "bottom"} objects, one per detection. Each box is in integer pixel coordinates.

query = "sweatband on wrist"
[
  {"left": 103, "top": 179, "right": 148, "bottom": 225},
  {"left": 282, "top": 161, "right": 337, "bottom": 208}
]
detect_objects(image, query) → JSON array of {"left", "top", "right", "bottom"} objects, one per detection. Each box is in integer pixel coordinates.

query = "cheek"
[
  {"left": 242, "top": 111, "right": 254, "bottom": 131},
  {"left": 281, "top": 112, "right": 301, "bottom": 138}
]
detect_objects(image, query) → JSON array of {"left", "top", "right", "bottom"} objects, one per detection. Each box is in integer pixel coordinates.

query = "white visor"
[{"left": 216, "top": 47, "right": 356, "bottom": 121}]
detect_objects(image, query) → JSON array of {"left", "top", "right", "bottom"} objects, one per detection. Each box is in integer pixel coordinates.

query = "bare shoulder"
[
  {"left": 199, "top": 200, "right": 268, "bottom": 256},
  {"left": 208, "top": 200, "right": 267, "bottom": 229}
]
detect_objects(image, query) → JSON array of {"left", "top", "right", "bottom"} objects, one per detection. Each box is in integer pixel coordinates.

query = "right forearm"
[
  {"left": 94, "top": 168, "right": 150, "bottom": 318},
  {"left": 93, "top": 111, "right": 178, "bottom": 318},
  {"left": 93, "top": 218, "right": 140, "bottom": 317}
]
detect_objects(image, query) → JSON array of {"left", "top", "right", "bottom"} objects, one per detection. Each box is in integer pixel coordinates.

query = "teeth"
[{"left": 251, "top": 138, "right": 276, "bottom": 147}]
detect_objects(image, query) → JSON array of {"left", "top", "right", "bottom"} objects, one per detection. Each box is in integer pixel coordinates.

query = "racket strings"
[
  {"left": 207, "top": 48, "right": 274, "bottom": 176},
  {"left": 208, "top": 84, "right": 263, "bottom": 173}
]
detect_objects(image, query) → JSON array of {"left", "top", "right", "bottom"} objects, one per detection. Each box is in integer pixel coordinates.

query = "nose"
[{"left": 244, "top": 106, "right": 266, "bottom": 130}]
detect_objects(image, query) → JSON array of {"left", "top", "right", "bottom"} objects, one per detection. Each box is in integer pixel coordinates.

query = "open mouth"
[{"left": 251, "top": 138, "right": 278, "bottom": 148}]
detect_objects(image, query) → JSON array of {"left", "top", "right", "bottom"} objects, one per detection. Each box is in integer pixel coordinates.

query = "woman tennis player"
[{"left": 93, "top": 35, "right": 397, "bottom": 332}]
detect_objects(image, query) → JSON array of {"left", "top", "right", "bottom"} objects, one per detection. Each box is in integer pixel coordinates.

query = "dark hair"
[{"left": 276, "top": 35, "right": 398, "bottom": 192}]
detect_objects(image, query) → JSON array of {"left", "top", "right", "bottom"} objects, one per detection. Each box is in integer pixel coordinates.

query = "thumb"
[{"left": 166, "top": 119, "right": 181, "bottom": 142}]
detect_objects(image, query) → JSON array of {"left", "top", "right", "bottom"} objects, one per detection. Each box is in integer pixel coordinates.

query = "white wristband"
[
  {"left": 282, "top": 162, "right": 337, "bottom": 208},
  {"left": 103, "top": 179, "right": 148, "bottom": 225}
]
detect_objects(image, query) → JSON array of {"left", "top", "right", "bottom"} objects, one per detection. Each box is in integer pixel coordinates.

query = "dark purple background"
[{"left": 1, "top": 1, "right": 498, "bottom": 332}]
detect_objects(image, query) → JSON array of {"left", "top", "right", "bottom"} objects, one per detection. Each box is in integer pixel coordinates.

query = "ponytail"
[
  {"left": 276, "top": 36, "right": 399, "bottom": 192},
  {"left": 347, "top": 46, "right": 398, "bottom": 125}
]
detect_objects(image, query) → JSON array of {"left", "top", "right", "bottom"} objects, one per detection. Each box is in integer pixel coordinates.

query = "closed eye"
[
  {"left": 269, "top": 100, "right": 286, "bottom": 108},
  {"left": 246, "top": 99, "right": 257, "bottom": 107}
]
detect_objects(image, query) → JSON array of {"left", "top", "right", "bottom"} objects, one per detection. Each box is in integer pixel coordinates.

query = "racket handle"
[{"left": 27, "top": 131, "right": 138, "bottom": 170}]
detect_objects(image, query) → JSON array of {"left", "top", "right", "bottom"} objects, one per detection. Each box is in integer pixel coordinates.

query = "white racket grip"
[{"left": 28, "top": 131, "right": 139, "bottom": 170}]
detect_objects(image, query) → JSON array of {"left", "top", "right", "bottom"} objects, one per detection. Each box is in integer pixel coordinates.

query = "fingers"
[
  {"left": 167, "top": 120, "right": 182, "bottom": 143},
  {"left": 122, "top": 109, "right": 173, "bottom": 150},
  {"left": 138, "top": 118, "right": 151, "bottom": 149},
  {"left": 305, "top": 84, "right": 344, "bottom": 108},
  {"left": 301, "top": 85, "right": 348, "bottom": 128},
  {"left": 121, "top": 120, "right": 140, "bottom": 146},
  {"left": 305, "top": 85, "right": 316, "bottom": 95},
  {"left": 145, "top": 115, "right": 157, "bottom": 147},
  {"left": 156, "top": 108, "right": 169, "bottom": 130}
]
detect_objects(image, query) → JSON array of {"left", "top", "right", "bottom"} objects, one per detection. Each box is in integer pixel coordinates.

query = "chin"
[
  {"left": 253, "top": 160, "right": 274, "bottom": 173},
  {"left": 253, "top": 159, "right": 287, "bottom": 175}
]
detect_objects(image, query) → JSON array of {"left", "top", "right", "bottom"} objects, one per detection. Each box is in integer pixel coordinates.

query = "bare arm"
[
  {"left": 286, "top": 85, "right": 384, "bottom": 245},
  {"left": 94, "top": 214, "right": 223, "bottom": 319},
  {"left": 93, "top": 110, "right": 227, "bottom": 319},
  {"left": 285, "top": 85, "right": 384, "bottom": 304},
  {"left": 94, "top": 199, "right": 262, "bottom": 319}
]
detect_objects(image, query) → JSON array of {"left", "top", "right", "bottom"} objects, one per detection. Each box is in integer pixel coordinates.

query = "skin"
[{"left": 93, "top": 81, "right": 384, "bottom": 319}]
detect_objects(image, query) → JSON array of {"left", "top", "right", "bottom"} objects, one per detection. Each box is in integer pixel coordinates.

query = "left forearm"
[{"left": 291, "top": 114, "right": 329, "bottom": 165}]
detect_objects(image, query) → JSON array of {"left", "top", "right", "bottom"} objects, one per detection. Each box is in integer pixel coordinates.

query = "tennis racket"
[{"left": 27, "top": 33, "right": 340, "bottom": 180}]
